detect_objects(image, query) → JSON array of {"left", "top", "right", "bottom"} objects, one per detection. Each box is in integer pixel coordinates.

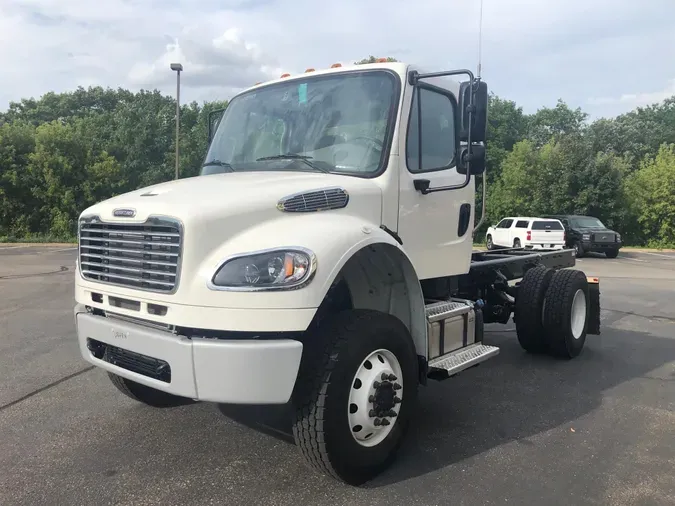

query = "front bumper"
[
  {"left": 74, "top": 304, "right": 303, "bottom": 404},
  {"left": 582, "top": 241, "right": 621, "bottom": 252}
]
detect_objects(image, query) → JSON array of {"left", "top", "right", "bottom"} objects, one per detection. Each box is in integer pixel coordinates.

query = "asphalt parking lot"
[{"left": 1, "top": 246, "right": 674, "bottom": 506}]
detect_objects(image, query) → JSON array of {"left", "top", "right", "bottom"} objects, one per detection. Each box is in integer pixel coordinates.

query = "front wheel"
[
  {"left": 291, "top": 310, "right": 419, "bottom": 485},
  {"left": 605, "top": 249, "right": 619, "bottom": 258},
  {"left": 486, "top": 235, "right": 494, "bottom": 250},
  {"left": 573, "top": 242, "right": 585, "bottom": 258}
]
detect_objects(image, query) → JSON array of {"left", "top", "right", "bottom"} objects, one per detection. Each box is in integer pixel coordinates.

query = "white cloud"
[
  {"left": 1, "top": 0, "right": 674, "bottom": 117},
  {"left": 588, "top": 79, "right": 675, "bottom": 108}
]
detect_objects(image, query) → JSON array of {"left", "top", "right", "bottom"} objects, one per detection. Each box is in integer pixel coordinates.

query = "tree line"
[{"left": 0, "top": 58, "right": 674, "bottom": 247}]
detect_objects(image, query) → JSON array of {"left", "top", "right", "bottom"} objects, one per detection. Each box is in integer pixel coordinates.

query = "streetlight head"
[{"left": 170, "top": 63, "right": 183, "bottom": 72}]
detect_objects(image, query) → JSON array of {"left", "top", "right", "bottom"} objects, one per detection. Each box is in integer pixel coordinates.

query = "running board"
[{"left": 427, "top": 343, "right": 500, "bottom": 380}]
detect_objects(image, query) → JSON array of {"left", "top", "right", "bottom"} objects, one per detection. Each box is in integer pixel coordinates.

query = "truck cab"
[{"left": 73, "top": 61, "right": 600, "bottom": 485}]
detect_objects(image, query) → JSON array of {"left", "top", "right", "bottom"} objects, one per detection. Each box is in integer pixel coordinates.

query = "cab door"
[{"left": 396, "top": 79, "right": 475, "bottom": 280}]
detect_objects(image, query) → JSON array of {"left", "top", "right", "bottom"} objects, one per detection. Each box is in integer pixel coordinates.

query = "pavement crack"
[
  {"left": 0, "top": 266, "right": 69, "bottom": 280},
  {"left": 0, "top": 366, "right": 94, "bottom": 412},
  {"left": 604, "top": 308, "right": 675, "bottom": 323}
]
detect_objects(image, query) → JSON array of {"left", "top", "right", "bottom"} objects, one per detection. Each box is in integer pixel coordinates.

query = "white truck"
[
  {"left": 486, "top": 216, "right": 567, "bottom": 251},
  {"left": 73, "top": 61, "right": 601, "bottom": 485}
]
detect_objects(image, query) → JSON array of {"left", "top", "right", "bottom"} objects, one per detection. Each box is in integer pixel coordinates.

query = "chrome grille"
[
  {"left": 277, "top": 187, "right": 349, "bottom": 213},
  {"left": 592, "top": 232, "right": 614, "bottom": 243},
  {"left": 78, "top": 216, "right": 182, "bottom": 293}
]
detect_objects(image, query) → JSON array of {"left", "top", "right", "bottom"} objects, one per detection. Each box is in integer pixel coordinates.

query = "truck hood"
[
  {"left": 81, "top": 171, "right": 383, "bottom": 225},
  {"left": 79, "top": 172, "right": 384, "bottom": 284}
]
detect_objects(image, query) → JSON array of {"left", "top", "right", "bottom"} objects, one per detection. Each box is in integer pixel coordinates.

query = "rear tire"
[
  {"left": 513, "top": 238, "right": 521, "bottom": 248},
  {"left": 108, "top": 373, "right": 192, "bottom": 408},
  {"left": 291, "top": 309, "right": 419, "bottom": 485},
  {"left": 515, "top": 265, "right": 554, "bottom": 353},
  {"left": 542, "top": 269, "right": 589, "bottom": 358}
]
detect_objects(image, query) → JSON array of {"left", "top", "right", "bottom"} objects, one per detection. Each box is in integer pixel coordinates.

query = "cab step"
[{"left": 427, "top": 343, "right": 500, "bottom": 380}]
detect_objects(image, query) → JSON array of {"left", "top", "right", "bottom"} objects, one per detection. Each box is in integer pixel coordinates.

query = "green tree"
[
  {"left": 625, "top": 143, "right": 675, "bottom": 247},
  {"left": 354, "top": 56, "right": 398, "bottom": 64}
]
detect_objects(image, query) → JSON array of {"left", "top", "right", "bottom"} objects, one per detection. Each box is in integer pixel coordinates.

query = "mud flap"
[{"left": 586, "top": 276, "right": 601, "bottom": 335}]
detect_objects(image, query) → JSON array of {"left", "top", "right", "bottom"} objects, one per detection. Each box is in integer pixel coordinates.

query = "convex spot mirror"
[{"left": 457, "top": 144, "right": 486, "bottom": 175}]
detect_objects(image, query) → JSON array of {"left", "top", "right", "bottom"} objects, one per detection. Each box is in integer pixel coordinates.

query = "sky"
[{"left": 1, "top": 0, "right": 674, "bottom": 120}]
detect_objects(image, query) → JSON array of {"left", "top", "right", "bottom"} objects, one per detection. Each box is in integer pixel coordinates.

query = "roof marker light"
[
  {"left": 280, "top": 73, "right": 290, "bottom": 78},
  {"left": 305, "top": 68, "right": 315, "bottom": 73},
  {"left": 330, "top": 63, "right": 342, "bottom": 68}
]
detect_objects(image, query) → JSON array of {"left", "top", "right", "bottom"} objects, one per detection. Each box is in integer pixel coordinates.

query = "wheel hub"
[{"left": 348, "top": 349, "right": 403, "bottom": 447}]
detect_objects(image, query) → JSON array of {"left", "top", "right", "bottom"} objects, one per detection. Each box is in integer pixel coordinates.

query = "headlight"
[
  {"left": 209, "top": 248, "right": 316, "bottom": 291},
  {"left": 616, "top": 233, "right": 621, "bottom": 241}
]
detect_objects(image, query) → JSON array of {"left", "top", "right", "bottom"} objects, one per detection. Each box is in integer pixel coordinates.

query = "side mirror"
[
  {"left": 208, "top": 108, "right": 226, "bottom": 143},
  {"left": 457, "top": 144, "right": 486, "bottom": 175},
  {"left": 458, "top": 80, "right": 488, "bottom": 143}
]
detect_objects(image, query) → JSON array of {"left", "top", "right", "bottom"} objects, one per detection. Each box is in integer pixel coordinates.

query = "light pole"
[{"left": 170, "top": 62, "right": 183, "bottom": 180}]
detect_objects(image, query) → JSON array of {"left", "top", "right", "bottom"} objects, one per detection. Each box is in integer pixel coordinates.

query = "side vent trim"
[{"left": 277, "top": 187, "right": 349, "bottom": 213}]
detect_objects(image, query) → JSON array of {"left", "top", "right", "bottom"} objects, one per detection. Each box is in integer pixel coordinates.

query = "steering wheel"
[{"left": 350, "top": 136, "right": 384, "bottom": 149}]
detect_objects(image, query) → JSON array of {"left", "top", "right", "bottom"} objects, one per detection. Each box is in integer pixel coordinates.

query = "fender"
[{"left": 188, "top": 213, "right": 421, "bottom": 309}]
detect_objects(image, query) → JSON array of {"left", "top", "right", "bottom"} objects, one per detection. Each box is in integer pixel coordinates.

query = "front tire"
[
  {"left": 605, "top": 249, "right": 619, "bottom": 258},
  {"left": 573, "top": 242, "right": 585, "bottom": 258},
  {"left": 486, "top": 235, "right": 494, "bottom": 250},
  {"left": 291, "top": 309, "right": 419, "bottom": 485}
]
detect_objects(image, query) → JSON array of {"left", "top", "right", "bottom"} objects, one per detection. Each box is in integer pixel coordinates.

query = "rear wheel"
[
  {"left": 542, "top": 269, "right": 589, "bottom": 358},
  {"left": 291, "top": 309, "right": 418, "bottom": 485},
  {"left": 515, "top": 265, "right": 554, "bottom": 353},
  {"left": 108, "top": 373, "right": 192, "bottom": 408},
  {"left": 513, "top": 238, "right": 522, "bottom": 248}
]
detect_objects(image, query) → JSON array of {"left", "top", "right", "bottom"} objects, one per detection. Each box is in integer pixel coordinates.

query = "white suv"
[{"left": 486, "top": 217, "right": 566, "bottom": 251}]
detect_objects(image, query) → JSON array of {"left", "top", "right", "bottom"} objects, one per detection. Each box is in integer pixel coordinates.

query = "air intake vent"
[
  {"left": 277, "top": 187, "right": 349, "bottom": 213},
  {"left": 78, "top": 216, "right": 183, "bottom": 294}
]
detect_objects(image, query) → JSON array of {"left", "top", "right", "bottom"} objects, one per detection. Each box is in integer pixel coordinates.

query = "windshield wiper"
[
  {"left": 256, "top": 154, "right": 330, "bottom": 173},
  {"left": 202, "top": 160, "right": 235, "bottom": 172}
]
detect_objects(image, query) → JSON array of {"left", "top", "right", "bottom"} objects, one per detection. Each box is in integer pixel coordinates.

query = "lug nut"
[
  {"left": 394, "top": 396, "right": 402, "bottom": 404},
  {"left": 387, "top": 409, "right": 397, "bottom": 417},
  {"left": 381, "top": 419, "right": 391, "bottom": 426},
  {"left": 388, "top": 374, "right": 397, "bottom": 381},
  {"left": 368, "top": 395, "right": 376, "bottom": 403},
  {"left": 393, "top": 383, "right": 402, "bottom": 390},
  {"left": 369, "top": 409, "right": 377, "bottom": 417},
  {"left": 374, "top": 418, "right": 382, "bottom": 426},
  {"left": 373, "top": 381, "right": 381, "bottom": 388},
  {"left": 381, "top": 372, "right": 389, "bottom": 381}
]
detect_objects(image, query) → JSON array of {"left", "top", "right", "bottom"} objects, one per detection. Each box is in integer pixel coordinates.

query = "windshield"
[
  {"left": 202, "top": 70, "right": 399, "bottom": 176},
  {"left": 571, "top": 217, "right": 605, "bottom": 228}
]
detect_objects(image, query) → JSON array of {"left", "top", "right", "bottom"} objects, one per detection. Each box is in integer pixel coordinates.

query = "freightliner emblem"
[{"left": 113, "top": 208, "right": 136, "bottom": 218}]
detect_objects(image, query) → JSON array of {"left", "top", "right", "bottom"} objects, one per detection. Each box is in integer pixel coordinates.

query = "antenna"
[{"left": 477, "top": 0, "right": 484, "bottom": 79}]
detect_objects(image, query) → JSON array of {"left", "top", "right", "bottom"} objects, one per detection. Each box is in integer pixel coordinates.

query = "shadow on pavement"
[{"left": 215, "top": 325, "right": 675, "bottom": 487}]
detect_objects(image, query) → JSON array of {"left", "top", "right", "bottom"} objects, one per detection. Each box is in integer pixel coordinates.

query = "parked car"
[
  {"left": 486, "top": 217, "right": 566, "bottom": 251},
  {"left": 541, "top": 214, "right": 621, "bottom": 258}
]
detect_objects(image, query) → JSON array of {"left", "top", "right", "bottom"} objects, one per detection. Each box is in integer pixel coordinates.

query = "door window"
[{"left": 406, "top": 87, "right": 456, "bottom": 172}]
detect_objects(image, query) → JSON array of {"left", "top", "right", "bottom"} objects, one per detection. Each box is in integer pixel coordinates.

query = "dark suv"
[{"left": 542, "top": 215, "right": 622, "bottom": 258}]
